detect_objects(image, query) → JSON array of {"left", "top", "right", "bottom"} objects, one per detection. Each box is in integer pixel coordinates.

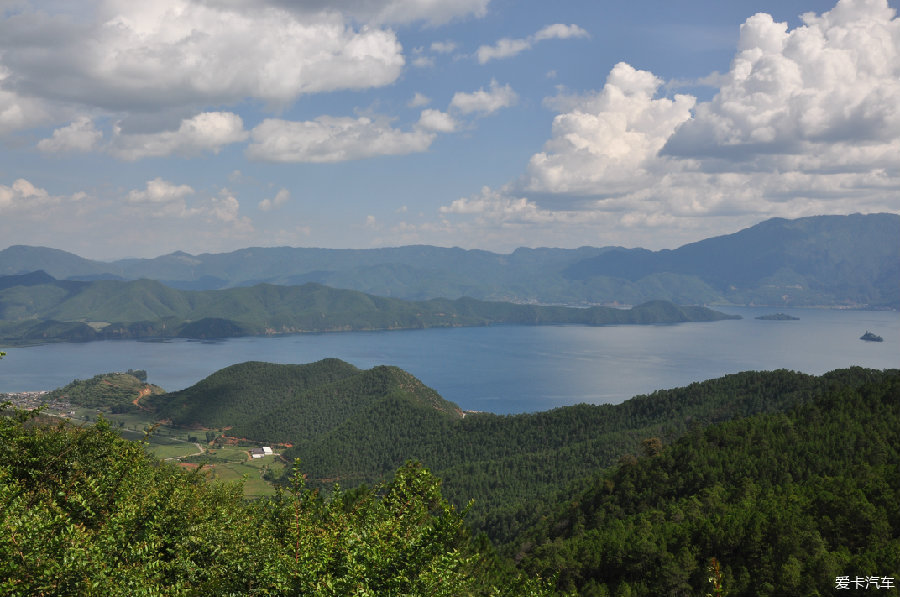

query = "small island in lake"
[
  {"left": 860, "top": 331, "right": 883, "bottom": 342},
  {"left": 755, "top": 313, "right": 800, "bottom": 321}
]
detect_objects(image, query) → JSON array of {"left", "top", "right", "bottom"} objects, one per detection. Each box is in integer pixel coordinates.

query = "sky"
[{"left": 1, "top": 0, "right": 899, "bottom": 260}]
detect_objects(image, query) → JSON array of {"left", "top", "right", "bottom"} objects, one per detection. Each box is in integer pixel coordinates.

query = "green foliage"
[
  {"left": 283, "top": 367, "right": 877, "bottom": 544},
  {"left": 514, "top": 369, "right": 900, "bottom": 596},
  {"left": 0, "top": 411, "right": 551, "bottom": 596},
  {"left": 8, "top": 359, "right": 898, "bottom": 595},
  {"left": 147, "top": 359, "right": 462, "bottom": 443}
]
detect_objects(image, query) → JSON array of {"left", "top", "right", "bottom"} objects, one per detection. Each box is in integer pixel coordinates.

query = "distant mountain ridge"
[
  {"left": 563, "top": 213, "right": 899, "bottom": 306},
  {"left": 1, "top": 213, "right": 897, "bottom": 306},
  {"left": 0, "top": 274, "right": 737, "bottom": 345}
]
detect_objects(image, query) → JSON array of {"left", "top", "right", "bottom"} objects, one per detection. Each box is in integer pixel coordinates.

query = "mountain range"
[
  {"left": 2, "top": 213, "right": 897, "bottom": 307},
  {"left": 0, "top": 272, "right": 736, "bottom": 345}
]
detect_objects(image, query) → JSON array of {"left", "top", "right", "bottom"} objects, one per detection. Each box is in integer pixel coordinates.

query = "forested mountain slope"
[
  {"left": 0, "top": 273, "right": 736, "bottom": 345},
  {"left": 148, "top": 359, "right": 463, "bottom": 444},
  {"left": 565, "top": 212, "right": 899, "bottom": 306},
  {"left": 144, "top": 361, "right": 897, "bottom": 548},
  {"left": 514, "top": 368, "right": 900, "bottom": 596},
  {"left": 45, "top": 370, "right": 164, "bottom": 411},
  {"left": 14, "top": 364, "right": 898, "bottom": 595}
]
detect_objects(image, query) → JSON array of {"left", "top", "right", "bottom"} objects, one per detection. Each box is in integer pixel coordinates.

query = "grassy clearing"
[
  {"left": 54, "top": 406, "right": 286, "bottom": 497},
  {"left": 148, "top": 442, "right": 200, "bottom": 460},
  {"left": 209, "top": 455, "right": 285, "bottom": 497}
]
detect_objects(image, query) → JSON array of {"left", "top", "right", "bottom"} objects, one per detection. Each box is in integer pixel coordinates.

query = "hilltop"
[
  {"left": 2, "top": 213, "right": 897, "bottom": 307},
  {"left": 147, "top": 359, "right": 463, "bottom": 445},
  {"left": 45, "top": 369, "right": 164, "bottom": 412}
]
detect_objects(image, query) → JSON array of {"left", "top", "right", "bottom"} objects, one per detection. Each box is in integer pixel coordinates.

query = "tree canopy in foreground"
[{"left": 0, "top": 409, "right": 550, "bottom": 596}]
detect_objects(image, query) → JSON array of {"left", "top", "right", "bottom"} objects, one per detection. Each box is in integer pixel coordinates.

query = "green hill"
[
  {"left": 0, "top": 274, "right": 737, "bottom": 345},
  {"left": 290, "top": 367, "right": 898, "bottom": 542},
  {"left": 13, "top": 363, "right": 899, "bottom": 595},
  {"left": 45, "top": 370, "right": 165, "bottom": 412},
  {"left": 148, "top": 359, "right": 463, "bottom": 444}
]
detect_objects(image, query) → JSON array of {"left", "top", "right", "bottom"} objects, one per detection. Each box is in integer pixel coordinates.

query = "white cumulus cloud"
[
  {"left": 37, "top": 117, "right": 103, "bottom": 153},
  {"left": 246, "top": 116, "right": 436, "bottom": 163},
  {"left": 259, "top": 188, "right": 290, "bottom": 212},
  {"left": 450, "top": 79, "right": 517, "bottom": 114},
  {"left": 126, "top": 178, "right": 195, "bottom": 209},
  {"left": 0, "top": 178, "right": 55, "bottom": 212},
  {"left": 417, "top": 109, "right": 457, "bottom": 132},
  {"left": 125, "top": 177, "right": 235, "bottom": 222},
  {"left": 208, "top": 189, "right": 250, "bottom": 228},
  {"left": 664, "top": 0, "right": 900, "bottom": 171},
  {"left": 476, "top": 38, "right": 531, "bottom": 64},
  {"left": 430, "top": 40, "right": 458, "bottom": 53},
  {"left": 408, "top": 92, "right": 432, "bottom": 108},
  {"left": 476, "top": 23, "right": 588, "bottom": 64},
  {"left": 523, "top": 62, "right": 695, "bottom": 196},
  {"left": 110, "top": 112, "right": 248, "bottom": 161},
  {"left": 439, "top": 0, "right": 900, "bottom": 250},
  {"left": 534, "top": 23, "right": 589, "bottom": 41},
  {"left": 0, "top": 0, "right": 405, "bottom": 112}
]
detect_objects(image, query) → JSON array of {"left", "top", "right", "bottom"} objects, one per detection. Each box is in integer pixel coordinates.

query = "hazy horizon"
[{"left": 4, "top": 211, "right": 894, "bottom": 264}]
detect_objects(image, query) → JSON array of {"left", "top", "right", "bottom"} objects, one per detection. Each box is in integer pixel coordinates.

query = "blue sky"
[{"left": 1, "top": 0, "right": 898, "bottom": 259}]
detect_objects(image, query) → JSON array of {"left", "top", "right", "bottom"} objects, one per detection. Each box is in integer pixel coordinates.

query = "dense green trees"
[
  {"left": 148, "top": 360, "right": 463, "bottom": 444},
  {"left": 0, "top": 410, "right": 551, "bottom": 596},
  {"left": 148, "top": 362, "right": 896, "bottom": 550},
  {"left": 514, "top": 370, "right": 900, "bottom": 596}
]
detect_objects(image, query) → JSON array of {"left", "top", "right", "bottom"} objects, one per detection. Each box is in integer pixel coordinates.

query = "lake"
[{"left": 1, "top": 306, "right": 897, "bottom": 413}]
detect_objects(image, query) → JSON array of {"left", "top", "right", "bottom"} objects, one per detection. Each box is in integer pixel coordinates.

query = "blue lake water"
[{"left": 1, "top": 307, "right": 897, "bottom": 414}]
